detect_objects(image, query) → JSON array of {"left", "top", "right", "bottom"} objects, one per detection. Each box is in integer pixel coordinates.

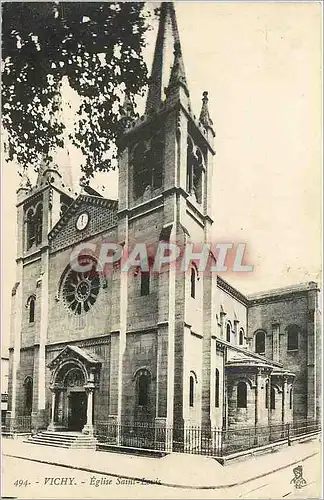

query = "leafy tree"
[{"left": 2, "top": 2, "right": 151, "bottom": 179}]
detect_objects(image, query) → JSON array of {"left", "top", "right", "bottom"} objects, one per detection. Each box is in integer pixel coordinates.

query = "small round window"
[{"left": 62, "top": 256, "right": 101, "bottom": 315}]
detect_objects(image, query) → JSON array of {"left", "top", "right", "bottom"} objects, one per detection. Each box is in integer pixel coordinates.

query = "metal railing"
[
  {"left": 2, "top": 416, "right": 32, "bottom": 433},
  {"left": 2, "top": 416, "right": 319, "bottom": 455},
  {"left": 94, "top": 419, "right": 321, "bottom": 457}
]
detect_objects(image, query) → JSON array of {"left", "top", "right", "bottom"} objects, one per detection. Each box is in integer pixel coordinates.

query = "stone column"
[
  {"left": 306, "top": 297, "right": 317, "bottom": 420},
  {"left": 82, "top": 385, "right": 95, "bottom": 435},
  {"left": 220, "top": 308, "right": 226, "bottom": 340},
  {"left": 255, "top": 368, "right": 262, "bottom": 426},
  {"left": 47, "top": 388, "right": 59, "bottom": 431},
  {"left": 282, "top": 376, "right": 288, "bottom": 424},
  {"left": 272, "top": 323, "right": 280, "bottom": 362},
  {"left": 234, "top": 319, "right": 239, "bottom": 346},
  {"left": 254, "top": 368, "right": 262, "bottom": 445},
  {"left": 267, "top": 378, "right": 271, "bottom": 425},
  {"left": 223, "top": 372, "right": 228, "bottom": 430}
]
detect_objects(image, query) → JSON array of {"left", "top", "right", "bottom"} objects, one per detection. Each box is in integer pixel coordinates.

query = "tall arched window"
[
  {"left": 132, "top": 133, "right": 164, "bottom": 199},
  {"left": 226, "top": 323, "right": 231, "bottom": 343},
  {"left": 35, "top": 203, "right": 43, "bottom": 245},
  {"left": 265, "top": 381, "right": 269, "bottom": 409},
  {"left": 237, "top": 381, "right": 247, "bottom": 408},
  {"left": 148, "top": 132, "right": 164, "bottom": 189},
  {"left": 187, "top": 135, "right": 204, "bottom": 204},
  {"left": 289, "top": 387, "right": 293, "bottom": 410},
  {"left": 24, "top": 377, "right": 33, "bottom": 415},
  {"left": 140, "top": 271, "right": 150, "bottom": 296},
  {"left": 239, "top": 328, "right": 244, "bottom": 345},
  {"left": 190, "top": 267, "right": 196, "bottom": 298},
  {"left": 189, "top": 374, "right": 196, "bottom": 407},
  {"left": 29, "top": 297, "right": 35, "bottom": 323},
  {"left": 132, "top": 141, "right": 150, "bottom": 198},
  {"left": 270, "top": 387, "right": 276, "bottom": 409},
  {"left": 137, "top": 373, "right": 150, "bottom": 406},
  {"left": 287, "top": 325, "right": 299, "bottom": 351},
  {"left": 26, "top": 209, "right": 35, "bottom": 250},
  {"left": 215, "top": 368, "right": 220, "bottom": 408},
  {"left": 255, "top": 330, "right": 266, "bottom": 354}
]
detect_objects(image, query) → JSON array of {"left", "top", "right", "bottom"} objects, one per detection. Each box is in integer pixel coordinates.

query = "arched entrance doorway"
[
  {"left": 65, "top": 367, "right": 87, "bottom": 431},
  {"left": 49, "top": 362, "right": 88, "bottom": 432},
  {"left": 47, "top": 345, "right": 101, "bottom": 434}
]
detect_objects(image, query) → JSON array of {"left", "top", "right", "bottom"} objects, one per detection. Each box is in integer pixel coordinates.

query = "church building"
[{"left": 7, "top": 3, "right": 321, "bottom": 451}]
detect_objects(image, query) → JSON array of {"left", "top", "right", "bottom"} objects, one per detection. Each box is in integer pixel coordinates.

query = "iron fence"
[
  {"left": 95, "top": 421, "right": 171, "bottom": 451},
  {"left": 94, "top": 419, "right": 321, "bottom": 457},
  {"left": 3, "top": 416, "right": 32, "bottom": 433},
  {"left": 2, "top": 416, "right": 319, "bottom": 455},
  {"left": 290, "top": 419, "right": 320, "bottom": 438}
]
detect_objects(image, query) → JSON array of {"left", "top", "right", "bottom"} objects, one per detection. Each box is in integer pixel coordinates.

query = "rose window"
[{"left": 62, "top": 256, "right": 101, "bottom": 315}]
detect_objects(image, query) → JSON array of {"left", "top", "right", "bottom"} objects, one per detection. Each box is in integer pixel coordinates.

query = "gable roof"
[
  {"left": 47, "top": 344, "right": 102, "bottom": 370},
  {"left": 48, "top": 194, "right": 118, "bottom": 253},
  {"left": 49, "top": 194, "right": 118, "bottom": 241}
]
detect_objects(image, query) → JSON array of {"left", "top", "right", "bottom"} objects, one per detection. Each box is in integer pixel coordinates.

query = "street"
[{"left": 2, "top": 450, "right": 321, "bottom": 499}]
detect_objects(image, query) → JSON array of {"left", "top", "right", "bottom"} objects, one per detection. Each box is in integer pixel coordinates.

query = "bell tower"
[
  {"left": 117, "top": 2, "right": 216, "bottom": 432},
  {"left": 118, "top": 2, "right": 215, "bottom": 230},
  {"left": 9, "top": 157, "right": 74, "bottom": 429}
]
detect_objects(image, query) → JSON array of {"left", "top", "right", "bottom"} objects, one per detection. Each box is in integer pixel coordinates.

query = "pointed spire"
[
  {"left": 120, "top": 92, "right": 135, "bottom": 128},
  {"left": 145, "top": 3, "right": 168, "bottom": 114},
  {"left": 62, "top": 146, "right": 73, "bottom": 189},
  {"left": 199, "top": 91, "right": 215, "bottom": 136},
  {"left": 166, "top": 41, "right": 190, "bottom": 99},
  {"left": 36, "top": 153, "right": 60, "bottom": 187},
  {"left": 16, "top": 170, "right": 31, "bottom": 197},
  {"left": 57, "top": 84, "right": 74, "bottom": 190},
  {"left": 145, "top": 2, "right": 190, "bottom": 114},
  {"left": 42, "top": 77, "right": 74, "bottom": 191},
  {"left": 18, "top": 171, "right": 31, "bottom": 189},
  {"left": 79, "top": 178, "right": 88, "bottom": 195}
]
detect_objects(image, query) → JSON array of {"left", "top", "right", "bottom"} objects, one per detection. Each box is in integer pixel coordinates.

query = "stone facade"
[{"left": 7, "top": 3, "right": 320, "bottom": 440}]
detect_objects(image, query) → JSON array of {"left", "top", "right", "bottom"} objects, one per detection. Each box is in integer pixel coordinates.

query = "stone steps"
[{"left": 26, "top": 431, "right": 97, "bottom": 449}]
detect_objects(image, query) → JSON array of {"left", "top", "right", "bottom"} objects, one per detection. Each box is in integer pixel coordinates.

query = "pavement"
[{"left": 1, "top": 434, "right": 321, "bottom": 490}]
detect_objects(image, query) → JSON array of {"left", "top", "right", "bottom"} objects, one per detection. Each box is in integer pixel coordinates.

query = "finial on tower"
[
  {"left": 166, "top": 41, "right": 190, "bottom": 98},
  {"left": 16, "top": 170, "right": 31, "bottom": 196},
  {"left": 199, "top": 91, "right": 215, "bottom": 136},
  {"left": 36, "top": 153, "right": 61, "bottom": 187},
  {"left": 120, "top": 92, "right": 135, "bottom": 128},
  {"left": 79, "top": 178, "right": 88, "bottom": 195}
]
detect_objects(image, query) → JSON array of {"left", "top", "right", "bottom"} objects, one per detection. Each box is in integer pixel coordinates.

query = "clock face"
[{"left": 76, "top": 212, "right": 89, "bottom": 231}]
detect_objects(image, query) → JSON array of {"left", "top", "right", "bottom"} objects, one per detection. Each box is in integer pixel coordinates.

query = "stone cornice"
[
  {"left": 271, "top": 370, "right": 296, "bottom": 379},
  {"left": 248, "top": 281, "right": 320, "bottom": 305},
  {"left": 225, "top": 359, "right": 274, "bottom": 372},
  {"left": 126, "top": 326, "right": 157, "bottom": 335},
  {"left": 120, "top": 101, "right": 215, "bottom": 155},
  {"left": 214, "top": 338, "right": 283, "bottom": 368},
  {"left": 216, "top": 340, "right": 226, "bottom": 352},
  {"left": 45, "top": 334, "right": 111, "bottom": 351},
  {"left": 216, "top": 276, "right": 249, "bottom": 306},
  {"left": 190, "top": 330, "right": 203, "bottom": 339},
  {"left": 16, "top": 186, "right": 47, "bottom": 208}
]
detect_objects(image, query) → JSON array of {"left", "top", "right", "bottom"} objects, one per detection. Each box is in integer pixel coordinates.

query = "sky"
[{"left": 1, "top": 1, "right": 322, "bottom": 354}]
